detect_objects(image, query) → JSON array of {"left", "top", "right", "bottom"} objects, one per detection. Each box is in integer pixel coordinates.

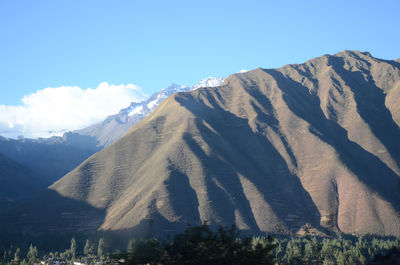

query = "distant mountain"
[
  {"left": 75, "top": 77, "right": 224, "bottom": 147},
  {"left": 0, "top": 133, "right": 102, "bottom": 186},
  {"left": 0, "top": 153, "right": 43, "bottom": 212},
  {"left": 2, "top": 51, "right": 399, "bottom": 238}
]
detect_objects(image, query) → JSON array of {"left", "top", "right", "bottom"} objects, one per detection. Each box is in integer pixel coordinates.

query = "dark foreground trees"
[
  {"left": 272, "top": 236, "right": 400, "bottom": 265},
  {"left": 115, "top": 224, "right": 275, "bottom": 265},
  {"left": 1, "top": 226, "right": 399, "bottom": 264}
]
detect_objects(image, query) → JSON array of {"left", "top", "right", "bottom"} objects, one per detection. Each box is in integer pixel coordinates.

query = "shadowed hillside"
[
  {"left": 0, "top": 153, "right": 43, "bottom": 212},
  {"left": 0, "top": 133, "right": 101, "bottom": 186},
  {"left": 1, "top": 51, "right": 399, "bottom": 237}
]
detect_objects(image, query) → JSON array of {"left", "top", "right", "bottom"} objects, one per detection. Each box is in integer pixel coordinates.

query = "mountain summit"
[{"left": 1, "top": 51, "right": 399, "bottom": 237}]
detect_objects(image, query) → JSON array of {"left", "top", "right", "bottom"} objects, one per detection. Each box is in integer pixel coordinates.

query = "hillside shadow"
[
  {"left": 0, "top": 189, "right": 106, "bottom": 237},
  {"left": 263, "top": 68, "right": 400, "bottom": 211},
  {"left": 182, "top": 131, "right": 261, "bottom": 233},
  {"left": 328, "top": 55, "right": 400, "bottom": 168},
  {"left": 176, "top": 91, "right": 323, "bottom": 233},
  {"left": 99, "top": 165, "right": 203, "bottom": 240},
  {"left": 246, "top": 87, "right": 299, "bottom": 169},
  {"left": 103, "top": 205, "right": 202, "bottom": 240},
  {"left": 163, "top": 162, "right": 202, "bottom": 226}
]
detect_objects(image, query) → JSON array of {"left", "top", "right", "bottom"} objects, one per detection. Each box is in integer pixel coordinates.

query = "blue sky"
[{"left": 0, "top": 0, "right": 399, "bottom": 137}]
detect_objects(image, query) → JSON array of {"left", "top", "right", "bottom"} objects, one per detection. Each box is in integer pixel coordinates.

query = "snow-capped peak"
[
  {"left": 192, "top": 77, "right": 225, "bottom": 89},
  {"left": 74, "top": 75, "right": 227, "bottom": 146},
  {"left": 117, "top": 77, "right": 224, "bottom": 118},
  {"left": 160, "top": 83, "right": 188, "bottom": 96}
]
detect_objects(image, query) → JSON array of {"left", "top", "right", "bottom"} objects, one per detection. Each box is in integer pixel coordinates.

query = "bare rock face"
[{"left": 1, "top": 51, "right": 399, "bottom": 237}]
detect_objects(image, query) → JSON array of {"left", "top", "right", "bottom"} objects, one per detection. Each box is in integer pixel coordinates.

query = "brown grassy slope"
[{"left": 2, "top": 50, "right": 400, "bottom": 237}]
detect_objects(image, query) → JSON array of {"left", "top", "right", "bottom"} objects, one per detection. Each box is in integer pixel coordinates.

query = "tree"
[
  {"left": 122, "top": 239, "right": 162, "bottom": 265},
  {"left": 304, "top": 240, "right": 315, "bottom": 265},
  {"left": 285, "top": 239, "right": 302, "bottom": 265},
  {"left": 126, "top": 238, "right": 136, "bottom": 261},
  {"left": 321, "top": 239, "right": 335, "bottom": 263},
  {"left": 13, "top": 248, "right": 20, "bottom": 264},
  {"left": 115, "top": 224, "right": 275, "bottom": 265},
  {"left": 84, "top": 239, "right": 94, "bottom": 256},
  {"left": 27, "top": 244, "right": 38, "bottom": 264},
  {"left": 98, "top": 238, "right": 106, "bottom": 260},
  {"left": 70, "top": 238, "right": 77, "bottom": 261},
  {"left": 127, "top": 239, "right": 134, "bottom": 254},
  {"left": 274, "top": 240, "right": 285, "bottom": 262},
  {"left": 336, "top": 251, "right": 346, "bottom": 265},
  {"left": 305, "top": 237, "right": 321, "bottom": 265}
]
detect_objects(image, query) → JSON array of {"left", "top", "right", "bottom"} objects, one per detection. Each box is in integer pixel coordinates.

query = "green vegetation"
[
  {"left": 271, "top": 235, "right": 399, "bottom": 265},
  {"left": 0, "top": 226, "right": 399, "bottom": 265},
  {"left": 0, "top": 237, "right": 110, "bottom": 265},
  {"left": 115, "top": 225, "right": 274, "bottom": 265}
]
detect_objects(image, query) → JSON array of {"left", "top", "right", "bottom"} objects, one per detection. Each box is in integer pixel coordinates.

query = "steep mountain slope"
[
  {"left": 1, "top": 51, "right": 399, "bottom": 237},
  {"left": 0, "top": 153, "right": 43, "bottom": 212},
  {"left": 76, "top": 78, "right": 224, "bottom": 147}
]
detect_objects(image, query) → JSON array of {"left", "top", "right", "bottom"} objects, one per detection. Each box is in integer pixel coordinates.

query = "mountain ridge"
[
  {"left": 75, "top": 77, "right": 224, "bottom": 147},
  {"left": 1, "top": 50, "right": 399, "bottom": 238}
]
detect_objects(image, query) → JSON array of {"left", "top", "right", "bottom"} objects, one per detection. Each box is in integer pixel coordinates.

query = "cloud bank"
[{"left": 0, "top": 82, "right": 147, "bottom": 139}]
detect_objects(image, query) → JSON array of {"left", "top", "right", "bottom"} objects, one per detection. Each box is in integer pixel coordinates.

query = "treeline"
[
  {"left": 116, "top": 230, "right": 400, "bottom": 265},
  {"left": 0, "top": 237, "right": 111, "bottom": 265},
  {"left": 270, "top": 235, "right": 399, "bottom": 265},
  {"left": 0, "top": 226, "right": 399, "bottom": 265}
]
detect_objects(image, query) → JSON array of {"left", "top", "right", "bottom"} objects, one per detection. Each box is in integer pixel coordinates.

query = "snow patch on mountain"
[
  {"left": 128, "top": 105, "right": 144, "bottom": 116},
  {"left": 193, "top": 77, "right": 225, "bottom": 89},
  {"left": 147, "top": 100, "right": 158, "bottom": 109},
  {"left": 121, "top": 77, "right": 224, "bottom": 122}
]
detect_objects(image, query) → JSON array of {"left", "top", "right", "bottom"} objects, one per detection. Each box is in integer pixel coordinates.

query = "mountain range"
[
  {"left": 1, "top": 50, "right": 399, "bottom": 238},
  {"left": 0, "top": 77, "right": 224, "bottom": 212}
]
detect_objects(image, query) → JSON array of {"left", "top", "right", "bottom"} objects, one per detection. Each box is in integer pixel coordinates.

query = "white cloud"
[
  {"left": 238, "top": 69, "right": 249, "bottom": 73},
  {"left": 0, "top": 82, "right": 147, "bottom": 139}
]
